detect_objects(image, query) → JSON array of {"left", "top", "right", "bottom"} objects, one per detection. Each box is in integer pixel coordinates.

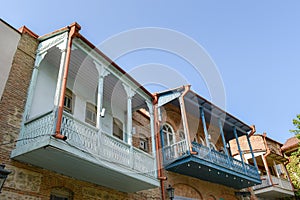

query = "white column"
[
  {"left": 23, "top": 52, "right": 47, "bottom": 120},
  {"left": 17, "top": 52, "right": 47, "bottom": 146},
  {"left": 123, "top": 84, "right": 135, "bottom": 145},
  {"left": 53, "top": 39, "right": 68, "bottom": 107},
  {"left": 147, "top": 101, "right": 157, "bottom": 177},
  {"left": 95, "top": 61, "right": 110, "bottom": 129}
]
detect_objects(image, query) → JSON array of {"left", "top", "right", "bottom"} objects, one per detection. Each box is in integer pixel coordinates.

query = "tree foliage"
[
  {"left": 287, "top": 114, "right": 300, "bottom": 198},
  {"left": 290, "top": 114, "right": 300, "bottom": 135}
]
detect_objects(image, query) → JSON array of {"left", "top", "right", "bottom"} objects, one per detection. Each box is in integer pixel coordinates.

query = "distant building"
[
  {"left": 231, "top": 133, "right": 295, "bottom": 199},
  {"left": 0, "top": 19, "right": 261, "bottom": 200},
  {"left": 282, "top": 136, "right": 300, "bottom": 156}
]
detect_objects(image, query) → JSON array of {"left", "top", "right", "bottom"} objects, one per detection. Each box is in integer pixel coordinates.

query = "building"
[
  {"left": 0, "top": 20, "right": 160, "bottom": 200},
  {"left": 0, "top": 19, "right": 261, "bottom": 200},
  {"left": 231, "top": 133, "right": 294, "bottom": 199},
  {"left": 282, "top": 136, "right": 300, "bottom": 156},
  {"left": 155, "top": 86, "right": 261, "bottom": 199}
]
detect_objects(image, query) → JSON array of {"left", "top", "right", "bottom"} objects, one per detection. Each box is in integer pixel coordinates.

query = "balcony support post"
[
  {"left": 123, "top": 84, "right": 135, "bottom": 145},
  {"left": 200, "top": 107, "right": 211, "bottom": 150},
  {"left": 246, "top": 135, "right": 258, "bottom": 169},
  {"left": 18, "top": 52, "right": 48, "bottom": 145},
  {"left": 147, "top": 101, "right": 157, "bottom": 177},
  {"left": 218, "top": 118, "right": 230, "bottom": 163},
  {"left": 95, "top": 62, "right": 110, "bottom": 129},
  {"left": 261, "top": 154, "right": 272, "bottom": 185},
  {"left": 23, "top": 52, "right": 47, "bottom": 121},
  {"left": 233, "top": 127, "right": 247, "bottom": 173}
]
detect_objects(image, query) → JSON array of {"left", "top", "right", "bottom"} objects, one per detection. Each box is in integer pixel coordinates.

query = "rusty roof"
[{"left": 281, "top": 136, "right": 299, "bottom": 152}]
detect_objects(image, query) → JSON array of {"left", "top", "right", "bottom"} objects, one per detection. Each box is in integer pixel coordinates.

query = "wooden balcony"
[
  {"left": 11, "top": 111, "right": 159, "bottom": 192},
  {"left": 163, "top": 141, "right": 261, "bottom": 189},
  {"left": 253, "top": 175, "right": 294, "bottom": 199}
]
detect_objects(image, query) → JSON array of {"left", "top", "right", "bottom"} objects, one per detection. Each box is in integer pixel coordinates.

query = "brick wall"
[
  {"left": 161, "top": 103, "right": 224, "bottom": 150},
  {"left": 132, "top": 110, "right": 153, "bottom": 153},
  {"left": 230, "top": 135, "right": 266, "bottom": 156},
  {"left": 165, "top": 171, "right": 240, "bottom": 200},
  {"left": 0, "top": 32, "right": 38, "bottom": 161}
]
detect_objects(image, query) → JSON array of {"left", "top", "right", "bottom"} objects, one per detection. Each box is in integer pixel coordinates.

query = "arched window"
[{"left": 162, "top": 123, "right": 175, "bottom": 146}]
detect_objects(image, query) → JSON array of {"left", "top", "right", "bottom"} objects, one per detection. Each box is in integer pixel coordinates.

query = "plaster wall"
[{"left": 0, "top": 20, "right": 21, "bottom": 99}]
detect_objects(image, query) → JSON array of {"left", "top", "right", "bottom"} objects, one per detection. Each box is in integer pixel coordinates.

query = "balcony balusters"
[{"left": 16, "top": 111, "right": 156, "bottom": 178}]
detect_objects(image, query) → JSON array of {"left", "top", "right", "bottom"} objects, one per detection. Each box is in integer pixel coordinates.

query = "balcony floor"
[
  {"left": 165, "top": 155, "right": 261, "bottom": 189},
  {"left": 11, "top": 136, "right": 159, "bottom": 192},
  {"left": 254, "top": 186, "right": 295, "bottom": 199}
]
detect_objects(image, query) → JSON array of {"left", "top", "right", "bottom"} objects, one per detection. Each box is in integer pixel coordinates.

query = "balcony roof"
[
  {"left": 156, "top": 86, "right": 252, "bottom": 140},
  {"left": 37, "top": 22, "right": 154, "bottom": 101}
]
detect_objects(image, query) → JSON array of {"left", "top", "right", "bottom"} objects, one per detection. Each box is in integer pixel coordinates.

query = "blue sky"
[{"left": 2, "top": 1, "right": 300, "bottom": 143}]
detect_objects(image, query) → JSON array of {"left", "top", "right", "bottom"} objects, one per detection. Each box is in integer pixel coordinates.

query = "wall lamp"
[
  {"left": 167, "top": 185, "right": 175, "bottom": 200},
  {"left": 0, "top": 164, "right": 11, "bottom": 193}
]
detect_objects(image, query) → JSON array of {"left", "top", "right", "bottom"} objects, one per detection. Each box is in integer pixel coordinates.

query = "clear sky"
[{"left": 1, "top": 1, "right": 300, "bottom": 144}]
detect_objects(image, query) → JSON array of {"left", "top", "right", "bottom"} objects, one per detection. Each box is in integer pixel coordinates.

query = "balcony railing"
[
  {"left": 17, "top": 111, "right": 156, "bottom": 178},
  {"left": 253, "top": 175, "right": 293, "bottom": 191},
  {"left": 192, "top": 142, "right": 259, "bottom": 179},
  {"left": 162, "top": 141, "right": 259, "bottom": 179},
  {"left": 163, "top": 140, "right": 188, "bottom": 164}
]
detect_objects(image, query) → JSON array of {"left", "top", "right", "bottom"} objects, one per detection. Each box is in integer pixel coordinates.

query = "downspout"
[
  {"left": 179, "top": 85, "right": 197, "bottom": 155},
  {"left": 153, "top": 93, "right": 167, "bottom": 200},
  {"left": 248, "top": 125, "right": 256, "bottom": 137},
  {"left": 283, "top": 159, "right": 295, "bottom": 191},
  {"left": 53, "top": 22, "right": 81, "bottom": 140},
  {"left": 262, "top": 133, "right": 273, "bottom": 185}
]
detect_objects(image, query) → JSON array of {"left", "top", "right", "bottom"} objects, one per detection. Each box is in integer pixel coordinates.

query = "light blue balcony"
[
  {"left": 162, "top": 141, "right": 260, "bottom": 189},
  {"left": 11, "top": 111, "right": 158, "bottom": 192},
  {"left": 11, "top": 31, "right": 159, "bottom": 192}
]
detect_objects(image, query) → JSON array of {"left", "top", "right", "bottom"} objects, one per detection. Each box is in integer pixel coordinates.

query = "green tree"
[
  {"left": 287, "top": 114, "right": 300, "bottom": 198},
  {"left": 290, "top": 114, "right": 300, "bottom": 135}
]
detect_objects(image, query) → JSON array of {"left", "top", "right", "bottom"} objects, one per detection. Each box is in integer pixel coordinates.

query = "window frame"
[
  {"left": 113, "top": 117, "right": 123, "bottom": 140},
  {"left": 64, "top": 88, "right": 74, "bottom": 114},
  {"left": 85, "top": 102, "right": 97, "bottom": 126},
  {"left": 162, "top": 123, "right": 175, "bottom": 146},
  {"left": 139, "top": 134, "right": 149, "bottom": 152}
]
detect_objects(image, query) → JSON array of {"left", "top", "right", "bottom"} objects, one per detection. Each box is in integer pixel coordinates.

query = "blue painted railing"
[
  {"left": 162, "top": 141, "right": 259, "bottom": 179},
  {"left": 192, "top": 142, "right": 259, "bottom": 179}
]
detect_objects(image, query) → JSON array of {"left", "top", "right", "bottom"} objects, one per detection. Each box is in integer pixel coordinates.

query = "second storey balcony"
[
  {"left": 157, "top": 86, "right": 261, "bottom": 189},
  {"left": 253, "top": 175, "right": 294, "bottom": 199},
  {"left": 11, "top": 29, "right": 159, "bottom": 192}
]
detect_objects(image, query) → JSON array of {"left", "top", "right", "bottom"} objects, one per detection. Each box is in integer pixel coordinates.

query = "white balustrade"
[
  {"left": 19, "top": 111, "right": 54, "bottom": 146},
  {"left": 18, "top": 111, "right": 156, "bottom": 178},
  {"left": 163, "top": 140, "right": 188, "bottom": 164},
  {"left": 253, "top": 175, "right": 293, "bottom": 191}
]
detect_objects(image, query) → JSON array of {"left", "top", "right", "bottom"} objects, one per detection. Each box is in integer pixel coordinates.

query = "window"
[
  {"left": 140, "top": 135, "right": 148, "bottom": 152},
  {"left": 113, "top": 117, "right": 123, "bottom": 140},
  {"left": 178, "top": 130, "right": 185, "bottom": 141},
  {"left": 85, "top": 102, "right": 97, "bottom": 126},
  {"left": 64, "top": 88, "right": 74, "bottom": 114},
  {"left": 162, "top": 123, "right": 175, "bottom": 146},
  {"left": 50, "top": 187, "right": 73, "bottom": 200}
]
